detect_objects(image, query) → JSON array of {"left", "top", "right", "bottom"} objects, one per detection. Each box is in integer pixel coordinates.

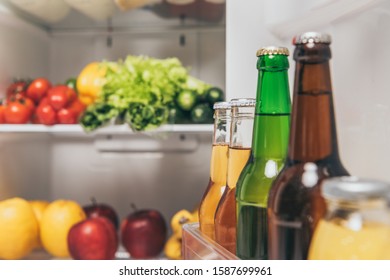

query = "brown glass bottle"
[{"left": 267, "top": 32, "right": 349, "bottom": 260}]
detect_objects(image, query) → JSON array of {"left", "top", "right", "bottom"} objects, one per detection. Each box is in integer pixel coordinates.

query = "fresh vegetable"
[
  {"left": 77, "top": 63, "right": 106, "bottom": 105},
  {"left": 4, "top": 99, "right": 32, "bottom": 124},
  {"left": 205, "top": 87, "right": 224, "bottom": 104},
  {"left": 26, "top": 78, "right": 51, "bottom": 104},
  {"left": 68, "top": 99, "right": 86, "bottom": 119},
  {"left": 176, "top": 90, "right": 197, "bottom": 111},
  {"left": 6, "top": 80, "right": 29, "bottom": 99},
  {"left": 65, "top": 78, "right": 78, "bottom": 93},
  {"left": 57, "top": 108, "right": 77, "bottom": 124},
  {"left": 80, "top": 55, "right": 211, "bottom": 132},
  {"left": 190, "top": 103, "right": 213, "bottom": 124},
  {"left": 47, "top": 85, "right": 76, "bottom": 111},
  {"left": 36, "top": 104, "right": 57, "bottom": 125},
  {"left": 0, "top": 102, "right": 5, "bottom": 124}
]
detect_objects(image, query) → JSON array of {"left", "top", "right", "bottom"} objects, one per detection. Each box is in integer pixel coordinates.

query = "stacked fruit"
[
  {"left": 0, "top": 197, "right": 167, "bottom": 260},
  {"left": 0, "top": 78, "right": 86, "bottom": 125},
  {"left": 164, "top": 208, "right": 198, "bottom": 260}
]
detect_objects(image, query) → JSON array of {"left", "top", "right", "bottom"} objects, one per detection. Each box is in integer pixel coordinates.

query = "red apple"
[
  {"left": 83, "top": 198, "right": 119, "bottom": 230},
  {"left": 121, "top": 205, "right": 167, "bottom": 259},
  {"left": 68, "top": 217, "right": 118, "bottom": 260}
]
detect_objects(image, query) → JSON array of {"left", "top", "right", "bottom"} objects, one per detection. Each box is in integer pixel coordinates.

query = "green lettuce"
[{"left": 80, "top": 55, "right": 210, "bottom": 132}]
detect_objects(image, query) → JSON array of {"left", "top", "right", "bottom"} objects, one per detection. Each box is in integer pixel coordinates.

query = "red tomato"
[
  {"left": 39, "top": 97, "right": 50, "bottom": 107},
  {"left": 36, "top": 104, "right": 57, "bottom": 125},
  {"left": 4, "top": 100, "right": 31, "bottom": 124},
  {"left": 47, "top": 85, "right": 76, "bottom": 111},
  {"left": 68, "top": 99, "right": 86, "bottom": 118},
  {"left": 57, "top": 108, "right": 77, "bottom": 124},
  {"left": 0, "top": 104, "right": 5, "bottom": 124},
  {"left": 26, "top": 78, "right": 51, "bottom": 104},
  {"left": 48, "top": 89, "right": 68, "bottom": 111},
  {"left": 6, "top": 81, "right": 28, "bottom": 99}
]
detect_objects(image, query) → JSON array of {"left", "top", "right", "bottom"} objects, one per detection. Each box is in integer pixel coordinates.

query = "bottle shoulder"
[
  {"left": 268, "top": 160, "right": 349, "bottom": 210},
  {"left": 236, "top": 157, "right": 286, "bottom": 203}
]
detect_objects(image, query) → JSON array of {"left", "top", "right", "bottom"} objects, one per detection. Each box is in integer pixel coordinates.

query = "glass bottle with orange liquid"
[
  {"left": 214, "top": 98, "right": 255, "bottom": 254},
  {"left": 199, "top": 101, "right": 231, "bottom": 240},
  {"left": 309, "top": 177, "right": 390, "bottom": 260}
]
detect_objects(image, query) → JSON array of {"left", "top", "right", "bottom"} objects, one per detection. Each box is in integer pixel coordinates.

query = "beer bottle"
[
  {"left": 268, "top": 32, "right": 349, "bottom": 260},
  {"left": 236, "top": 47, "right": 291, "bottom": 260},
  {"left": 199, "top": 101, "right": 231, "bottom": 240},
  {"left": 214, "top": 98, "right": 255, "bottom": 254}
]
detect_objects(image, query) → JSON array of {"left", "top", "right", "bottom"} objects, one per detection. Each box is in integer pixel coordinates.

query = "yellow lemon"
[
  {"left": 40, "top": 200, "right": 86, "bottom": 258},
  {"left": 0, "top": 197, "right": 39, "bottom": 260},
  {"left": 164, "top": 235, "right": 182, "bottom": 260},
  {"left": 170, "top": 209, "right": 194, "bottom": 238},
  {"left": 29, "top": 200, "right": 50, "bottom": 248}
]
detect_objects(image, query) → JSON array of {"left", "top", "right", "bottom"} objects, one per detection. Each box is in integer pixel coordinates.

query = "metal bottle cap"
[
  {"left": 213, "top": 101, "right": 231, "bottom": 110},
  {"left": 292, "top": 32, "right": 332, "bottom": 45},
  {"left": 230, "top": 98, "right": 256, "bottom": 107},
  {"left": 256, "top": 46, "right": 289, "bottom": 57},
  {"left": 322, "top": 176, "right": 390, "bottom": 202}
]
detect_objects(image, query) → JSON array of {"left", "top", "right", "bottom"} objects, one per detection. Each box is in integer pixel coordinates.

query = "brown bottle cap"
[
  {"left": 292, "top": 31, "right": 332, "bottom": 45},
  {"left": 256, "top": 46, "right": 289, "bottom": 57}
]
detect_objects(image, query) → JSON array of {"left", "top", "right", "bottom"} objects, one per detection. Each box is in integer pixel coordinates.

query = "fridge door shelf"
[{"left": 182, "top": 222, "right": 239, "bottom": 260}]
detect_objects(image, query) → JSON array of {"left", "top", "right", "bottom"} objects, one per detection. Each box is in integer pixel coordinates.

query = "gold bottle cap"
[
  {"left": 293, "top": 31, "right": 332, "bottom": 45},
  {"left": 230, "top": 98, "right": 256, "bottom": 107},
  {"left": 256, "top": 46, "right": 289, "bottom": 57}
]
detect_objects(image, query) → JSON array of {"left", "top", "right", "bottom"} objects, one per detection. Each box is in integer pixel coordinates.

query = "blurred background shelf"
[{"left": 0, "top": 124, "right": 213, "bottom": 135}]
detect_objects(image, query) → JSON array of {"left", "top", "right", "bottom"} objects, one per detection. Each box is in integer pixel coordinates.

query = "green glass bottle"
[{"left": 236, "top": 47, "right": 291, "bottom": 260}]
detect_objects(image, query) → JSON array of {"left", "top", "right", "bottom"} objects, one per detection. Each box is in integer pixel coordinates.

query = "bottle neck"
[
  {"left": 288, "top": 54, "right": 340, "bottom": 162},
  {"left": 213, "top": 109, "right": 230, "bottom": 145},
  {"left": 252, "top": 55, "right": 291, "bottom": 158}
]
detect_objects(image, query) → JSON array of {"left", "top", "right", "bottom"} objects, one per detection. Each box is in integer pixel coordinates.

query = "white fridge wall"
[
  {"left": 48, "top": 31, "right": 226, "bottom": 90},
  {"left": 226, "top": 0, "right": 390, "bottom": 181},
  {"left": 0, "top": 5, "right": 49, "bottom": 96}
]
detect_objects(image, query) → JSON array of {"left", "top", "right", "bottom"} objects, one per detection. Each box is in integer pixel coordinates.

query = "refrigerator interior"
[
  {"left": 0, "top": 1, "right": 226, "bottom": 222},
  {"left": 1, "top": 0, "right": 390, "bottom": 233}
]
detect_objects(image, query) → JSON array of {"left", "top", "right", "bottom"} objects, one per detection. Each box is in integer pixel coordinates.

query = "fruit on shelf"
[
  {"left": 164, "top": 235, "right": 182, "bottom": 260},
  {"left": 170, "top": 209, "right": 196, "bottom": 239},
  {"left": 0, "top": 197, "right": 39, "bottom": 260},
  {"left": 6, "top": 80, "right": 29, "bottom": 99},
  {"left": 47, "top": 85, "right": 76, "bottom": 111},
  {"left": 3, "top": 99, "right": 33, "bottom": 124},
  {"left": 29, "top": 200, "right": 49, "bottom": 249},
  {"left": 40, "top": 200, "right": 86, "bottom": 258},
  {"left": 26, "top": 78, "right": 52, "bottom": 104},
  {"left": 77, "top": 62, "right": 106, "bottom": 105},
  {"left": 165, "top": 207, "right": 199, "bottom": 260},
  {"left": 68, "top": 217, "right": 118, "bottom": 260},
  {"left": 36, "top": 104, "right": 57, "bottom": 125},
  {"left": 83, "top": 198, "right": 119, "bottom": 230},
  {"left": 57, "top": 108, "right": 77, "bottom": 124},
  {"left": 121, "top": 204, "right": 167, "bottom": 259}
]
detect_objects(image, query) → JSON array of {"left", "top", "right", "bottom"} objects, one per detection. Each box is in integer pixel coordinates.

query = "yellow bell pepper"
[{"left": 77, "top": 62, "right": 106, "bottom": 105}]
